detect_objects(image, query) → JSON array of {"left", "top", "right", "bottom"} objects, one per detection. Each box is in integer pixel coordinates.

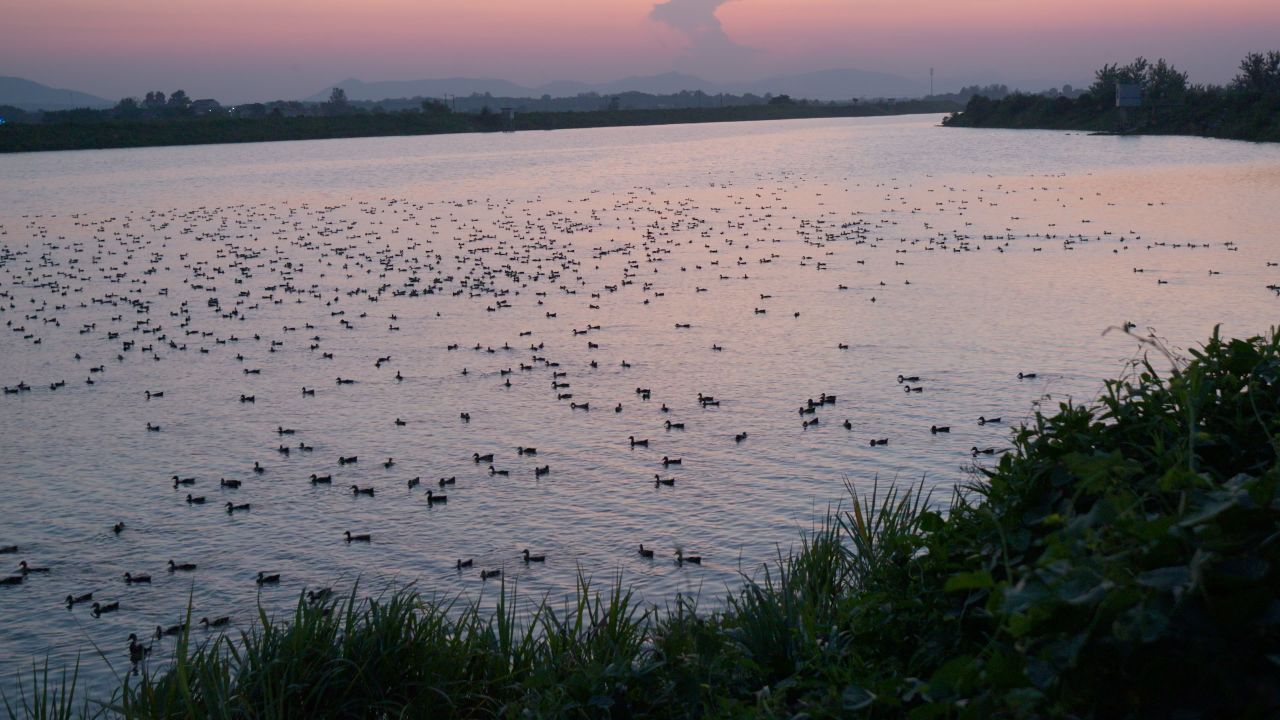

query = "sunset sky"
[{"left": 3, "top": 0, "right": 1277, "bottom": 102}]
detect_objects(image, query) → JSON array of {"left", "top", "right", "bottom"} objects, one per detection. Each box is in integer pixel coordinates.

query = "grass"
[{"left": 6, "top": 326, "right": 1279, "bottom": 718}]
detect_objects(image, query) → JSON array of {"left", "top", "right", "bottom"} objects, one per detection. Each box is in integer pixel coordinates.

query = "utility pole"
[{"left": 930, "top": 67, "right": 934, "bottom": 97}]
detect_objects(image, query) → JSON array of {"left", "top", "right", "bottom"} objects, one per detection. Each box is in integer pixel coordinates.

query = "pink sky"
[{"left": 3, "top": 0, "right": 1277, "bottom": 102}]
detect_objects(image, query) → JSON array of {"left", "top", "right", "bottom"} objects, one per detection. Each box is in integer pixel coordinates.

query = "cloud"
[{"left": 649, "top": 0, "right": 758, "bottom": 77}]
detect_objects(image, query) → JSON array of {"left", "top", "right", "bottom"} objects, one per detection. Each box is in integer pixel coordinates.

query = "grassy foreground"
[{"left": 7, "top": 328, "right": 1279, "bottom": 718}]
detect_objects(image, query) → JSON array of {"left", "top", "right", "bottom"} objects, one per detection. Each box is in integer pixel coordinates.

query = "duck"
[
  {"left": 489, "top": 466, "right": 509, "bottom": 476},
  {"left": 629, "top": 436, "right": 649, "bottom": 447},
  {"left": 0, "top": 575, "right": 23, "bottom": 586},
  {"left": 18, "top": 561, "right": 49, "bottom": 574},
  {"left": 615, "top": 403, "right": 623, "bottom": 413},
  {"left": 344, "top": 531, "right": 372, "bottom": 543},
  {"left": 338, "top": 455, "right": 358, "bottom": 465},
  {"left": 407, "top": 476, "right": 421, "bottom": 489},
  {"left": 310, "top": 474, "right": 332, "bottom": 484},
  {"left": 534, "top": 465, "right": 550, "bottom": 477},
  {"left": 155, "top": 623, "right": 186, "bottom": 639},
  {"left": 570, "top": 402, "right": 590, "bottom": 411},
  {"left": 220, "top": 479, "right": 241, "bottom": 489},
  {"left": 869, "top": 438, "right": 889, "bottom": 446},
  {"left": 383, "top": 457, "right": 395, "bottom": 468},
  {"left": 425, "top": 490, "right": 448, "bottom": 505},
  {"left": 1017, "top": 372, "right": 1038, "bottom": 380},
  {"left": 675, "top": 549, "right": 702, "bottom": 565},
  {"left": 226, "top": 502, "right": 251, "bottom": 513},
  {"left": 903, "top": 385, "right": 923, "bottom": 393},
  {"left": 200, "top": 616, "right": 231, "bottom": 628},
  {"left": 897, "top": 375, "right": 920, "bottom": 384},
  {"left": 843, "top": 419, "right": 852, "bottom": 430},
  {"left": 394, "top": 418, "right": 406, "bottom": 426},
  {"left": 253, "top": 461, "right": 265, "bottom": 474},
  {"left": 350, "top": 485, "right": 375, "bottom": 497},
  {"left": 735, "top": 432, "right": 749, "bottom": 442},
  {"left": 638, "top": 544, "right": 655, "bottom": 558},
  {"left": 664, "top": 420, "right": 685, "bottom": 430},
  {"left": 172, "top": 475, "right": 196, "bottom": 488},
  {"left": 971, "top": 446, "right": 997, "bottom": 456},
  {"left": 660, "top": 404, "right": 670, "bottom": 413},
  {"left": 91, "top": 601, "right": 120, "bottom": 617},
  {"left": 168, "top": 560, "right": 197, "bottom": 572},
  {"left": 124, "top": 572, "right": 151, "bottom": 584},
  {"left": 146, "top": 423, "right": 161, "bottom": 432},
  {"left": 654, "top": 475, "right": 675, "bottom": 487},
  {"left": 128, "top": 634, "right": 151, "bottom": 664},
  {"left": 930, "top": 425, "right": 951, "bottom": 434},
  {"left": 276, "top": 426, "right": 295, "bottom": 436},
  {"left": 517, "top": 447, "right": 537, "bottom": 456},
  {"left": 112, "top": 522, "right": 126, "bottom": 534},
  {"left": 455, "top": 558, "right": 473, "bottom": 570},
  {"left": 65, "top": 592, "right": 93, "bottom": 607},
  {"left": 0, "top": 545, "right": 17, "bottom": 554},
  {"left": 256, "top": 571, "right": 281, "bottom": 585},
  {"left": 186, "top": 494, "right": 206, "bottom": 505},
  {"left": 473, "top": 453, "right": 494, "bottom": 463},
  {"left": 978, "top": 416, "right": 1002, "bottom": 425},
  {"left": 661, "top": 456, "right": 682, "bottom": 466},
  {"left": 307, "top": 588, "right": 333, "bottom": 603},
  {"left": 522, "top": 549, "right": 546, "bottom": 563},
  {"left": 461, "top": 412, "right": 472, "bottom": 422},
  {"left": 481, "top": 569, "right": 502, "bottom": 580},
  {"left": 438, "top": 476, "right": 456, "bottom": 487}
]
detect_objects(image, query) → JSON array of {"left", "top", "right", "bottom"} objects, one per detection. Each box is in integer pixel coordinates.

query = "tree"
[
  {"left": 1233, "top": 51, "right": 1280, "bottom": 94},
  {"left": 768, "top": 94, "right": 795, "bottom": 106},
  {"left": 167, "top": 90, "right": 190, "bottom": 109},
  {"left": 143, "top": 91, "right": 166, "bottom": 110},
  {"left": 421, "top": 99, "right": 450, "bottom": 115},
  {"left": 323, "top": 87, "right": 350, "bottom": 116},
  {"left": 1144, "top": 59, "right": 1188, "bottom": 103},
  {"left": 1089, "top": 57, "right": 1150, "bottom": 102}
]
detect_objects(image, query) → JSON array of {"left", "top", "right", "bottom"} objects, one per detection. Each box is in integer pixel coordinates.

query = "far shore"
[{"left": 0, "top": 100, "right": 958, "bottom": 154}]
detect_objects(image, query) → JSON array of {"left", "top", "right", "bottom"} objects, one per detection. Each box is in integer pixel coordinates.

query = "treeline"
[
  {"left": 943, "top": 51, "right": 1280, "bottom": 142},
  {"left": 11, "top": 328, "right": 1279, "bottom": 717},
  {"left": 0, "top": 99, "right": 959, "bottom": 154}
]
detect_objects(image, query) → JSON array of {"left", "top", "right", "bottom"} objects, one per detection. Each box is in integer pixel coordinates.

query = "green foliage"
[
  {"left": 945, "top": 50, "right": 1280, "bottom": 142},
  {"left": 1234, "top": 51, "right": 1280, "bottom": 94},
  {"left": 8, "top": 327, "right": 1279, "bottom": 718}
]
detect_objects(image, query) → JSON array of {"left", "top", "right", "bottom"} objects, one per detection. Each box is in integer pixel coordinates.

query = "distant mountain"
[
  {"left": 305, "top": 77, "right": 535, "bottom": 103},
  {"left": 306, "top": 68, "right": 927, "bottom": 104},
  {"left": 0, "top": 76, "right": 113, "bottom": 111},
  {"left": 586, "top": 72, "right": 720, "bottom": 96},
  {"left": 734, "top": 68, "right": 927, "bottom": 100}
]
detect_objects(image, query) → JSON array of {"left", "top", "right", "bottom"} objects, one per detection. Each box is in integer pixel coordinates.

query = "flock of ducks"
[{"left": 2, "top": 167, "right": 1271, "bottom": 680}]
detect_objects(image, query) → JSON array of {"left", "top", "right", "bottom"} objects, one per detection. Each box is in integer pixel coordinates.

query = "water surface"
[{"left": 2, "top": 115, "right": 1278, "bottom": 694}]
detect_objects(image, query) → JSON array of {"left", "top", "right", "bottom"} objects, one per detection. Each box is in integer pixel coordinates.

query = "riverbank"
[
  {"left": 10, "top": 327, "right": 1277, "bottom": 719},
  {"left": 943, "top": 88, "right": 1280, "bottom": 143},
  {"left": 0, "top": 101, "right": 957, "bottom": 154}
]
